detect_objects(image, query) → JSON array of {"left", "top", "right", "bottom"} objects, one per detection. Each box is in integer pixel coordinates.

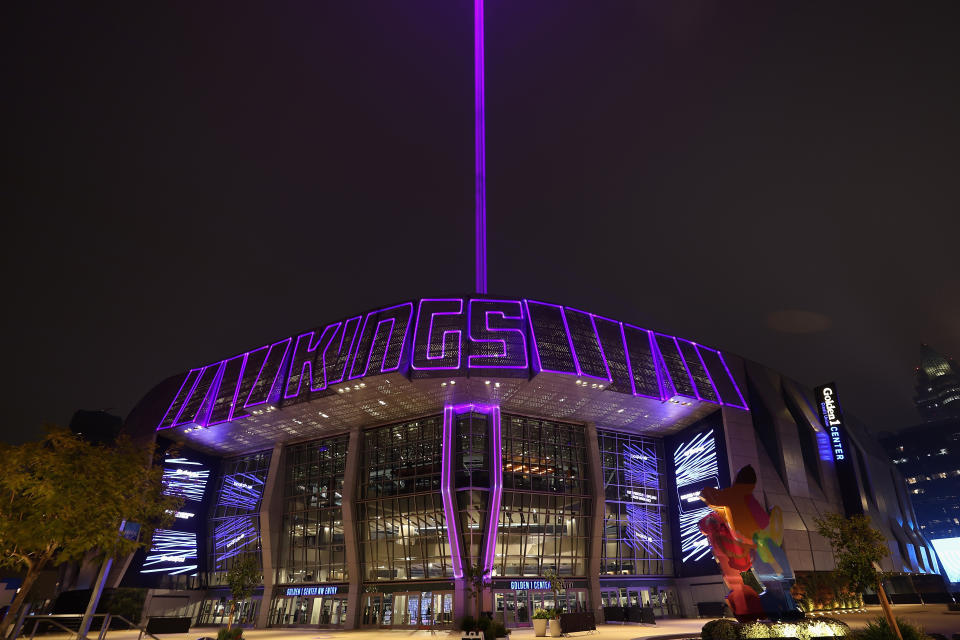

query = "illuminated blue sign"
[
  {"left": 509, "top": 580, "right": 550, "bottom": 591},
  {"left": 814, "top": 382, "right": 861, "bottom": 516},
  {"left": 815, "top": 384, "right": 846, "bottom": 461},
  {"left": 285, "top": 586, "right": 339, "bottom": 597}
]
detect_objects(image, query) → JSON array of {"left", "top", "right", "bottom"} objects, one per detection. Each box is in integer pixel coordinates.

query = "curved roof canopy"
[{"left": 157, "top": 297, "right": 748, "bottom": 454}]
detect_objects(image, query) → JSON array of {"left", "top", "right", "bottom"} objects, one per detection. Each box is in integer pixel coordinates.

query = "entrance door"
[
  {"left": 562, "top": 590, "right": 587, "bottom": 612},
  {"left": 529, "top": 591, "right": 556, "bottom": 615},
  {"left": 495, "top": 590, "right": 531, "bottom": 628},
  {"left": 650, "top": 587, "right": 677, "bottom": 618},
  {"left": 434, "top": 591, "right": 453, "bottom": 626},
  {"left": 401, "top": 593, "right": 417, "bottom": 626},
  {"left": 362, "top": 594, "right": 383, "bottom": 626},
  {"left": 496, "top": 590, "right": 556, "bottom": 628},
  {"left": 328, "top": 596, "right": 348, "bottom": 625},
  {"left": 494, "top": 592, "right": 513, "bottom": 627},
  {"left": 600, "top": 589, "right": 620, "bottom": 607}
]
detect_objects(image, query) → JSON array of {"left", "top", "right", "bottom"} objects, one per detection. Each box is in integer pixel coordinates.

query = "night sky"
[{"left": 3, "top": 1, "right": 959, "bottom": 444}]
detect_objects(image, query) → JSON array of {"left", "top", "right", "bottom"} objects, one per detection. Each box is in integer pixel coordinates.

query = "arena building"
[{"left": 113, "top": 295, "right": 944, "bottom": 628}]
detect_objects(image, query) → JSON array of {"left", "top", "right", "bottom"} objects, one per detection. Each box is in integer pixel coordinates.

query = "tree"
[
  {"left": 0, "top": 428, "right": 180, "bottom": 638},
  {"left": 543, "top": 568, "right": 565, "bottom": 618},
  {"left": 463, "top": 561, "right": 491, "bottom": 618},
  {"left": 225, "top": 556, "right": 261, "bottom": 630},
  {"left": 813, "top": 512, "right": 890, "bottom": 593},
  {"left": 815, "top": 512, "right": 902, "bottom": 639}
]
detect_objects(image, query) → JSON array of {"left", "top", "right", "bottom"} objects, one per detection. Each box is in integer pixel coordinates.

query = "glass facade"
[
  {"left": 455, "top": 410, "right": 491, "bottom": 568},
  {"left": 208, "top": 450, "right": 272, "bottom": 585},
  {"left": 192, "top": 411, "right": 686, "bottom": 626},
  {"left": 494, "top": 414, "right": 591, "bottom": 577},
  {"left": 278, "top": 435, "right": 349, "bottom": 583},
  {"left": 358, "top": 416, "right": 452, "bottom": 581},
  {"left": 598, "top": 430, "right": 671, "bottom": 576}
]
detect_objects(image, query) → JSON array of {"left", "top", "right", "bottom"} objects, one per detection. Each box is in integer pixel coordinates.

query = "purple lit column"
[
  {"left": 440, "top": 405, "right": 465, "bottom": 578},
  {"left": 474, "top": 0, "right": 487, "bottom": 294},
  {"left": 482, "top": 406, "right": 502, "bottom": 577},
  {"left": 443, "top": 403, "right": 502, "bottom": 583}
]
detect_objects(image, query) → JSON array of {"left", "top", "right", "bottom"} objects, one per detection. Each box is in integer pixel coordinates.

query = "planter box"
[
  {"left": 533, "top": 619, "right": 547, "bottom": 636},
  {"left": 146, "top": 617, "right": 192, "bottom": 634},
  {"left": 559, "top": 612, "right": 596, "bottom": 633}
]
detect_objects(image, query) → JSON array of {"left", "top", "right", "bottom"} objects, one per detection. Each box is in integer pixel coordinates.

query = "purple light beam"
[
  {"left": 474, "top": 0, "right": 487, "bottom": 294},
  {"left": 482, "top": 406, "right": 502, "bottom": 578},
  {"left": 440, "top": 405, "right": 465, "bottom": 578}
]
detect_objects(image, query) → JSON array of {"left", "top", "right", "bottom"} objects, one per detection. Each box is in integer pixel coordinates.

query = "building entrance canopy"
[{"left": 155, "top": 297, "right": 748, "bottom": 454}]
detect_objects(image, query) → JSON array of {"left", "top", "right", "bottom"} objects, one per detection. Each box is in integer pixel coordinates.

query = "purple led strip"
[
  {"left": 172, "top": 362, "right": 224, "bottom": 428},
  {"left": 715, "top": 348, "right": 749, "bottom": 409},
  {"left": 525, "top": 299, "right": 578, "bottom": 376},
  {"left": 568, "top": 306, "right": 614, "bottom": 382},
  {"left": 467, "top": 299, "right": 528, "bottom": 369},
  {"left": 450, "top": 402, "right": 499, "bottom": 414},
  {"left": 483, "top": 406, "right": 502, "bottom": 578},
  {"left": 349, "top": 302, "right": 414, "bottom": 380},
  {"left": 411, "top": 298, "right": 463, "bottom": 371},
  {"left": 284, "top": 324, "right": 340, "bottom": 399},
  {"left": 322, "top": 316, "right": 361, "bottom": 387},
  {"left": 621, "top": 322, "right": 667, "bottom": 401},
  {"left": 650, "top": 333, "right": 676, "bottom": 401},
  {"left": 156, "top": 297, "right": 752, "bottom": 432},
  {"left": 663, "top": 334, "right": 701, "bottom": 401},
  {"left": 474, "top": 0, "right": 487, "bottom": 294},
  {"left": 243, "top": 337, "right": 292, "bottom": 411},
  {"left": 207, "top": 353, "right": 248, "bottom": 427},
  {"left": 447, "top": 403, "right": 501, "bottom": 578},
  {"left": 440, "top": 405, "right": 464, "bottom": 578},
  {"left": 593, "top": 313, "right": 661, "bottom": 401},
  {"left": 688, "top": 340, "right": 721, "bottom": 405},
  {"left": 527, "top": 300, "right": 612, "bottom": 382},
  {"left": 157, "top": 369, "right": 200, "bottom": 430},
  {"left": 169, "top": 369, "right": 205, "bottom": 428}
]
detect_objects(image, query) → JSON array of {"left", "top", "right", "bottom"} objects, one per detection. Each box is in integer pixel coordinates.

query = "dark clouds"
[{"left": 2, "top": 1, "right": 959, "bottom": 443}]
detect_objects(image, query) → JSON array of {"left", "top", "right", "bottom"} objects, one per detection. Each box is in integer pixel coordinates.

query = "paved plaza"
[{"left": 12, "top": 605, "right": 960, "bottom": 640}]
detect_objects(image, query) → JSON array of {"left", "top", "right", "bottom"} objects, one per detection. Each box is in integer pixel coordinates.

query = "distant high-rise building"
[
  {"left": 914, "top": 344, "right": 960, "bottom": 421},
  {"left": 880, "top": 419, "right": 960, "bottom": 541}
]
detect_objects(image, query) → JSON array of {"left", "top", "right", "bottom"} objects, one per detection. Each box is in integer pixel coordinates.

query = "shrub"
[
  {"left": 460, "top": 615, "right": 477, "bottom": 632},
  {"left": 533, "top": 608, "right": 552, "bottom": 620},
  {"left": 491, "top": 621, "right": 509, "bottom": 637},
  {"left": 217, "top": 628, "right": 243, "bottom": 640},
  {"left": 701, "top": 618, "right": 739, "bottom": 640},
  {"left": 477, "top": 616, "right": 493, "bottom": 637},
  {"left": 846, "top": 616, "right": 932, "bottom": 640},
  {"left": 103, "top": 588, "right": 147, "bottom": 623},
  {"left": 806, "top": 617, "right": 852, "bottom": 638},
  {"left": 739, "top": 617, "right": 849, "bottom": 639}
]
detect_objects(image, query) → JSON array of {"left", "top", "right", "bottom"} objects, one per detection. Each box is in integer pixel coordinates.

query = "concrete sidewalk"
[
  {"left": 9, "top": 621, "right": 704, "bottom": 640},
  {"left": 13, "top": 605, "right": 960, "bottom": 640},
  {"left": 816, "top": 603, "right": 960, "bottom": 635}
]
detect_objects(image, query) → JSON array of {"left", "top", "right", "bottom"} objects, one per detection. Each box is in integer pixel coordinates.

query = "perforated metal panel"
[{"left": 154, "top": 296, "right": 746, "bottom": 455}]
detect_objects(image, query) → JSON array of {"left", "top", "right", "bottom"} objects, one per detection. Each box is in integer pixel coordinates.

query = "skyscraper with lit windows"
[
  {"left": 882, "top": 420, "right": 960, "bottom": 540},
  {"left": 914, "top": 344, "right": 960, "bottom": 421}
]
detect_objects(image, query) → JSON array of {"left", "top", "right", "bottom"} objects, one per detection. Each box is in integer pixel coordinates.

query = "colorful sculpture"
[{"left": 699, "top": 465, "right": 802, "bottom": 622}]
